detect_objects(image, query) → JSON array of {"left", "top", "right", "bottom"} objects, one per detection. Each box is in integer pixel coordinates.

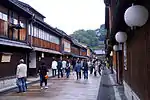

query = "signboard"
[
  {"left": 1, "top": 53, "right": 12, "bottom": 62},
  {"left": 64, "top": 41, "right": 71, "bottom": 52}
]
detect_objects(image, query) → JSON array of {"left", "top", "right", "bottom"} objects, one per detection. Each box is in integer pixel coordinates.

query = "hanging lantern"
[
  {"left": 124, "top": 5, "right": 149, "bottom": 27},
  {"left": 115, "top": 32, "right": 127, "bottom": 43},
  {"left": 110, "top": 51, "right": 113, "bottom": 56},
  {"left": 113, "top": 45, "right": 119, "bottom": 51}
]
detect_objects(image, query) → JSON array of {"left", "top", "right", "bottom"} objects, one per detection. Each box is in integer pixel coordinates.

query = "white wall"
[{"left": 29, "top": 51, "right": 36, "bottom": 68}]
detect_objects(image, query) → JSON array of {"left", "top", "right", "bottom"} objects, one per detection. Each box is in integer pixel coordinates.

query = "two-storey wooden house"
[
  {"left": 18, "top": 1, "right": 62, "bottom": 76},
  {"left": 55, "top": 28, "right": 72, "bottom": 60},
  {"left": 0, "top": 0, "right": 32, "bottom": 79}
]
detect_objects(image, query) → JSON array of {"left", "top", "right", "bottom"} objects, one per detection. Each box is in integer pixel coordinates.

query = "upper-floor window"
[
  {"left": 51, "top": 35, "right": 59, "bottom": 44},
  {"left": 0, "top": 12, "right": 7, "bottom": 21},
  {"left": 31, "top": 25, "right": 60, "bottom": 45},
  {"left": 0, "top": 5, "right": 8, "bottom": 38}
]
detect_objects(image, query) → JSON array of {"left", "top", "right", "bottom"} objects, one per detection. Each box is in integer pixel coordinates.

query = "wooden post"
[{"left": 116, "top": 51, "right": 119, "bottom": 84}]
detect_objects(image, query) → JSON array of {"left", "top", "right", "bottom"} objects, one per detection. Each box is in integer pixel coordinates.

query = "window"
[
  {"left": 0, "top": 12, "right": 2, "bottom": 19},
  {"left": 47, "top": 33, "right": 49, "bottom": 41},
  {"left": 50, "top": 35, "right": 59, "bottom": 44},
  {"left": 33, "top": 26, "right": 38, "bottom": 38},
  {"left": 39, "top": 29, "right": 42, "bottom": 39},
  {"left": 19, "top": 17, "right": 27, "bottom": 41},
  {"left": 33, "top": 26, "right": 36, "bottom": 37},
  {"left": 42, "top": 30, "right": 44, "bottom": 40},
  {"left": 13, "top": 28, "right": 18, "bottom": 40},
  {"left": 2, "top": 14, "right": 7, "bottom": 21},
  {"left": 49, "top": 34, "right": 51, "bottom": 42},
  {"left": 0, "top": 12, "right": 8, "bottom": 37},
  {"left": 9, "top": 11, "right": 19, "bottom": 40}
]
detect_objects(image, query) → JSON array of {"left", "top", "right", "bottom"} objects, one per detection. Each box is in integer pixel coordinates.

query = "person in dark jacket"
[
  {"left": 83, "top": 59, "right": 88, "bottom": 79},
  {"left": 72, "top": 58, "right": 76, "bottom": 71},
  {"left": 38, "top": 62, "right": 49, "bottom": 89},
  {"left": 75, "top": 60, "right": 82, "bottom": 80},
  {"left": 98, "top": 60, "right": 102, "bottom": 76},
  {"left": 57, "top": 57, "right": 63, "bottom": 78}
]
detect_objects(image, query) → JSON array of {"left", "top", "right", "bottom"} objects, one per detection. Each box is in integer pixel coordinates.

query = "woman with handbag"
[{"left": 38, "top": 62, "right": 49, "bottom": 89}]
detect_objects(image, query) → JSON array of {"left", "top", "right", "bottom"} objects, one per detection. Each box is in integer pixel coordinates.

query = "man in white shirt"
[
  {"left": 62, "top": 59, "right": 67, "bottom": 73},
  {"left": 51, "top": 58, "right": 58, "bottom": 77},
  {"left": 16, "top": 59, "right": 27, "bottom": 93}
]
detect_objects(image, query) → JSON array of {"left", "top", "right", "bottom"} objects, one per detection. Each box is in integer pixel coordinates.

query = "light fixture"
[
  {"left": 115, "top": 32, "right": 127, "bottom": 43},
  {"left": 110, "top": 51, "right": 113, "bottom": 56},
  {"left": 113, "top": 45, "right": 119, "bottom": 51},
  {"left": 124, "top": 5, "right": 149, "bottom": 28}
]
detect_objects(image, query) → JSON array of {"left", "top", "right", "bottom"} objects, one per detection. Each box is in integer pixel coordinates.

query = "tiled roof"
[
  {"left": 9, "top": 0, "right": 45, "bottom": 18},
  {"left": 55, "top": 28, "right": 72, "bottom": 40},
  {"left": 17, "top": 0, "right": 45, "bottom": 18}
]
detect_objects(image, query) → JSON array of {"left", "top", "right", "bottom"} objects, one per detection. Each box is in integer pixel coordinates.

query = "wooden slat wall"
[
  {"left": 28, "top": 36, "right": 60, "bottom": 51},
  {"left": 124, "top": 21, "right": 150, "bottom": 100}
]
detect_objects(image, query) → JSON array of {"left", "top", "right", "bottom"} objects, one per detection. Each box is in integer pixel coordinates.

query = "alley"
[{"left": 0, "top": 72, "right": 101, "bottom": 100}]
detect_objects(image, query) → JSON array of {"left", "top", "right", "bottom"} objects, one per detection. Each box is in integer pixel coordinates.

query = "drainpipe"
[{"left": 30, "top": 14, "right": 35, "bottom": 49}]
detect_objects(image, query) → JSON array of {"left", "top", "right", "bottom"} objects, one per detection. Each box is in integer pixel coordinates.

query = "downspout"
[{"left": 30, "top": 14, "right": 35, "bottom": 49}]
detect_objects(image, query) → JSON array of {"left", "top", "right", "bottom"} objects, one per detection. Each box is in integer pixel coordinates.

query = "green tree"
[{"left": 70, "top": 29, "right": 100, "bottom": 49}]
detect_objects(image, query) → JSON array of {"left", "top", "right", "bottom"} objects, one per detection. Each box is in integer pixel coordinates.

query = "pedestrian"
[
  {"left": 75, "top": 60, "right": 82, "bottom": 80},
  {"left": 16, "top": 59, "right": 27, "bottom": 93},
  {"left": 62, "top": 59, "right": 67, "bottom": 74},
  {"left": 98, "top": 60, "right": 102, "bottom": 76},
  {"left": 51, "top": 58, "right": 57, "bottom": 77},
  {"left": 38, "top": 62, "right": 49, "bottom": 89},
  {"left": 72, "top": 58, "right": 76, "bottom": 71},
  {"left": 83, "top": 59, "right": 88, "bottom": 79},
  {"left": 94, "top": 60, "right": 98, "bottom": 77},
  {"left": 57, "top": 57, "right": 63, "bottom": 78},
  {"left": 66, "top": 60, "right": 70, "bottom": 78},
  {"left": 90, "top": 59, "right": 95, "bottom": 74}
]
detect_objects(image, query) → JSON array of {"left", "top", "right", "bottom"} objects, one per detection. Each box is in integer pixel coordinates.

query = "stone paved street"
[{"left": 0, "top": 72, "right": 101, "bottom": 100}]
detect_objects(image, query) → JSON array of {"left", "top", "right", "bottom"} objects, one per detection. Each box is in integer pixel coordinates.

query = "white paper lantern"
[
  {"left": 124, "top": 5, "right": 149, "bottom": 27},
  {"left": 110, "top": 51, "right": 113, "bottom": 56},
  {"left": 113, "top": 45, "right": 119, "bottom": 51},
  {"left": 115, "top": 32, "right": 127, "bottom": 43}
]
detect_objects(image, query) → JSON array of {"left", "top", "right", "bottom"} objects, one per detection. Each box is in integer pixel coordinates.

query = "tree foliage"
[
  {"left": 70, "top": 29, "right": 100, "bottom": 49},
  {"left": 70, "top": 24, "right": 107, "bottom": 50}
]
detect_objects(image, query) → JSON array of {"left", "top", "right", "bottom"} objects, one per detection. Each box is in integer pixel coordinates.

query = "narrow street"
[{"left": 0, "top": 72, "right": 101, "bottom": 100}]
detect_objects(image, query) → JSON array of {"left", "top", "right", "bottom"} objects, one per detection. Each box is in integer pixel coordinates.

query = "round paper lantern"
[
  {"left": 110, "top": 51, "right": 113, "bottom": 56},
  {"left": 124, "top": 5, "right": 149, "bottom": 27},
  {"left": 115, "top": 32, "right": 127, "bottom": 43},
  {"left": 113, "top": 45, "right": 119, "bottom": 51}
]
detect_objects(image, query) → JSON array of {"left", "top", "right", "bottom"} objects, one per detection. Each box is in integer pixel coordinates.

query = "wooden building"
[
  {"left": 0, "top": 0, "right": 32, "bottom": 79},
  {"left": 0, "top": 0, "right": 90, "bottom": 82},
  {"left": 104, "top": 0, "right": 150, "bottom": 100}
]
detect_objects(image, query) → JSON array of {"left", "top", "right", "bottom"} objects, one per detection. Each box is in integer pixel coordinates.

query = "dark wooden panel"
[{"left": 124, "top": 23, "right": 149, "bottom": 100}]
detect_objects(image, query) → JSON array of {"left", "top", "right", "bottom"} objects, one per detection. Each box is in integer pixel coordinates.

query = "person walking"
[
  {"left": 75, "top": 60, "right": 82, "bottom": 80},
  {"left": 51, "top": 58, "right": 57, "bottom": 77},
  {"left": 90, "top": 60, "right": 94, "bottom": 74},
  {"left": 94, "top": 60, "right": 98, "bottom": 77},
  {"left": 83, "top": 59, "right": 88, "bottom": 79},
  {"left": 16, "top": 59, "right": 27, "bottom": 93},
  {"left": 57, "top": 57, "right": 63, "bottom": 78},
  {"left": 66, "top": 60, "right": 71, "bottom": 78},
  {"left": 72, "top": 58, "right": 76, "bottom": 71},
  {"left": 62, "top": 59, "right": 67, "bottom": 74},
  {"left": 38, "top": 62, "right": 49, "bottom": 89},
  {"left": 98, "top": 60, "right": 102, "bottom": 76}
]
